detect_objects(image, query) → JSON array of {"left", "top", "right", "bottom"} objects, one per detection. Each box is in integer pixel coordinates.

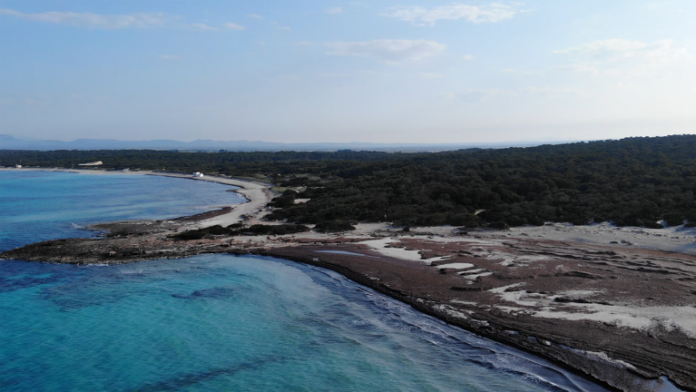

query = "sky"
[{"left": 1, "top": 1, "right": 695, "bottom": 144}]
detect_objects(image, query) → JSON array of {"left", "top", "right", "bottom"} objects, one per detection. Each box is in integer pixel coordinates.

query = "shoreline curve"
[{"left": 0, "top": 168, "right": 691, "bottom": 392}]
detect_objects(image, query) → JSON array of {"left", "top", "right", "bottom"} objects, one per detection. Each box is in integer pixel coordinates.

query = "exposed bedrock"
[
  {"left": 3, "top": 228, "right": 696, "bottom": 391},
  {"left": 262, "top": 244, "right": 696, "bottom": 392}
]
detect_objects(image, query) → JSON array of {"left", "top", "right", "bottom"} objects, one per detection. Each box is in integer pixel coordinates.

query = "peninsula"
[{"left": 2, "top": 166, "right": 695, "bottom": 392}]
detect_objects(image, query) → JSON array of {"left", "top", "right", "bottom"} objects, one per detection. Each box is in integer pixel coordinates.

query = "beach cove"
[{"left": 1, "top": 168, "right": 692, "bottom": 391}]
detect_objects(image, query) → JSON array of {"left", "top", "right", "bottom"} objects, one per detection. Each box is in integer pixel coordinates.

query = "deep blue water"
[{"left": 0, "top": 171, "right": 608, "bottom": 391}]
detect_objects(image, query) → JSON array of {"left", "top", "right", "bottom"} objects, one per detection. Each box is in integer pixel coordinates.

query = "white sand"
[
  {"left": 171, "top": 175, "right": 272, "bottom": 228},
  {"left": 533, "top": 305, "right": 696, "bottom": 338},
  {"left": 457, "top": 268, "right": 486, "bottom": 275},
  {"left": 581, "top": 351, "right": 637, "bottom": 371},
  {"left": 358, "top": 238, "right": 453, "bottom": 264},
  {"left": 509, "top": 222, "right": 696, "bottom": 255},
  {"left": 436, "top": 304, "right": 472, "bottom": 321},
  {"left": 461, "top": 272, "right": 493, "bottom": 281},
  {"left": 450, "top": 300, "right": 479, "bottom": 306},
  {"left": 435, "top": 263, "right": 475, "bottom": 270},
  {"left": 492, "top": 254, "right": 551, "bottom": 267},
  {"left": 489, "top": 283, "right": 696, "bottom": 338}
]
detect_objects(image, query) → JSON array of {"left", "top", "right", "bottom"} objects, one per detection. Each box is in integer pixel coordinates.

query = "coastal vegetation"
[
  {"left": 172, "top": 224, "right": 311, "bottom": 240},
  {"left": 3, "top": 134, "right": 696, "bottom": 228}
]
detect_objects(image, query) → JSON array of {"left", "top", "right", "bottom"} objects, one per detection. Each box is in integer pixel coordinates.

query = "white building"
[{"left": 193, "top": 172, "right": 204, "bottom": 178}]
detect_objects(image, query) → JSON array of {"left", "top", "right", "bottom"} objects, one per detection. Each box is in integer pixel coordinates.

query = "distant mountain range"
[{"left": 0, "top": 134, "right": 574, "bottom": 152}]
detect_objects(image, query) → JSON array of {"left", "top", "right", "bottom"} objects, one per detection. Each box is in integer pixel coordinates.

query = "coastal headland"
[{"left": 2, "top": 168, "right": 695, "bottom": 392}]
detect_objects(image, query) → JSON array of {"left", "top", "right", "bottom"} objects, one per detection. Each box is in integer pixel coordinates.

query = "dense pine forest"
[{"left": 2, "top": 135, "right": 696, "bottom": 228}]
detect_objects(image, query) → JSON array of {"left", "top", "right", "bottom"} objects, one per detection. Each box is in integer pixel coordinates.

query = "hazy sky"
[{"left": 1, "top": 1, "right": 695, "bottom": 143}]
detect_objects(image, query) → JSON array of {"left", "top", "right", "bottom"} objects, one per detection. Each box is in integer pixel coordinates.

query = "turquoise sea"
[{"left": 0, "top": 170, "right": 608, "bottom": 391}]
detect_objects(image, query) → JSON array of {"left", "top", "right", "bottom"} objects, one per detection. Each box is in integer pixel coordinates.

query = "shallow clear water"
[
  {"left": 0, "top": 170, "right": 245, "bottom": 250},
  {"left": 0, "top": 171, "right": 607, "bottom": 391}
]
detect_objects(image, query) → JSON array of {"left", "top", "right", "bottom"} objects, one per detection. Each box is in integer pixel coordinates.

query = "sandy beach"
[{"left": 152, "top": 172, "right": 273, "bottom": 228}]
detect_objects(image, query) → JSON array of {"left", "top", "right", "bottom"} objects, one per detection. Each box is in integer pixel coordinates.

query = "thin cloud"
[
  {"left": 0, "top": 8, "right": 167, "bottom": 29},
  {"left": 459, "top": 88, "right": 516, "bottom": 102},
  {"left": 326, "top": 7, "right": 344, "bottom": 14},
  {"left": 554, "top": 39, "right": 688, "bottom": 63},
  {"left": 451, "top": 86, "right": 578, "bottom": 102},
  {"left": 248, "top": 14, "right": 264, "bottom": 19},
  {"left": 525, "top": 86, "right": 583, "bottom": 96},
  {"left": 191, "top": 23, "right": 218, "bottom": 31},
  {"left": 225, "top": 22, "right": 245, "bottom": 30},
  {"left": 419, "top": 72, "right": 443, "bottom": 79},
  {"left": 385, "top": 3, "right": 521, "bottom": 26},
  {"left": 553, "top": 39, "right": 693, "bottom": 78},
  {"left": 326, "top": 39, "right": 446, "bottom": 64},
  {"left": 504, "top": 68, "right": 541, "bottom": 75}
]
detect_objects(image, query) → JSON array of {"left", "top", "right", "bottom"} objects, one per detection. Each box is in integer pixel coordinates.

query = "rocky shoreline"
[
  {"left": 263, "top": 244, "right": 693, "bottom": 392},
  {"left": 3, "top": 213, "right": 696, "bottom": 392},
  {"left": 2, "top": 170, "right": 695, "bottom": 391}
]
